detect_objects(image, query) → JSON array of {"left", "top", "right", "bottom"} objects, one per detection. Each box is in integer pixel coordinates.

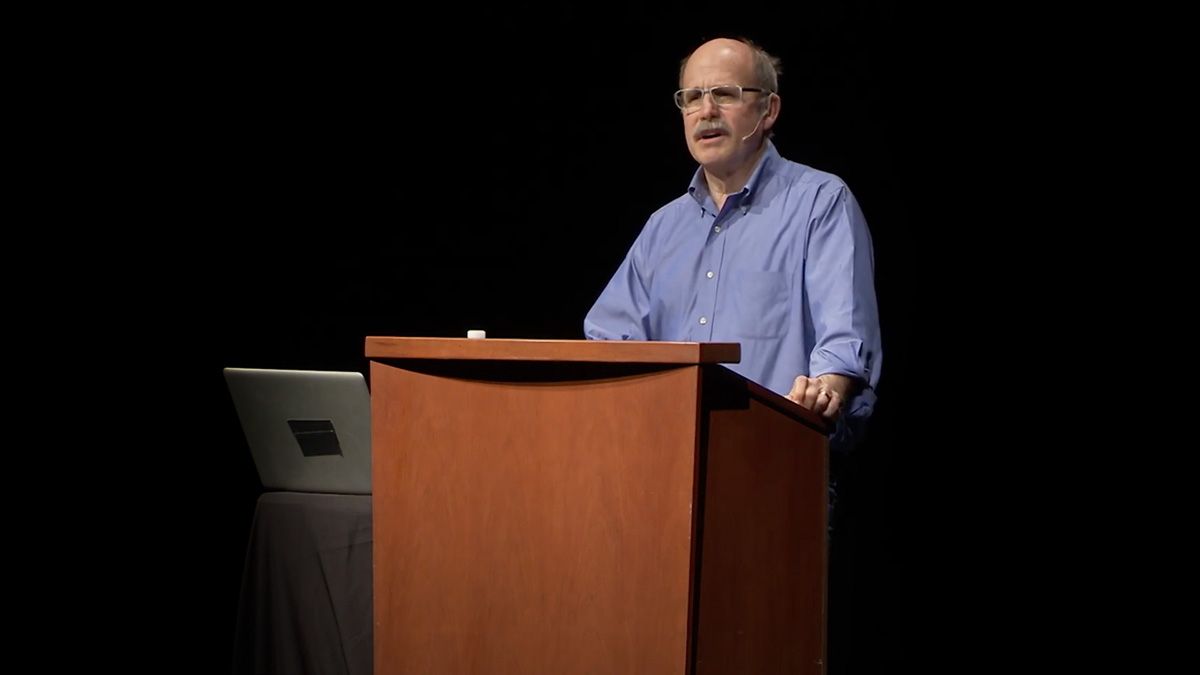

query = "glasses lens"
[
  {"left": 712, "top": 86, "right": 741, "bottom": 105},
  {"left": 676, "top": 88, "right": 702, "bottom": 109}
]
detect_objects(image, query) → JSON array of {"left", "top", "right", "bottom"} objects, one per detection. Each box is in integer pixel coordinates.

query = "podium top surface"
[{"left": 365, "top": 337, "right": 740, "bottom": 365}]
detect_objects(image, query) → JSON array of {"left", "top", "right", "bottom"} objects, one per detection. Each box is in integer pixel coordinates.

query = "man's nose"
[{"left": 698, "top": 92, "right": 721, "bottom": 118}]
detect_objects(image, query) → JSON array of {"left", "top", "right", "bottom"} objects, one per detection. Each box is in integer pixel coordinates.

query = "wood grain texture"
[
  {"left": 365, "top": 337, "right": 740, "bottom": 365},
  {"left": 371, "top": 361, "right": 704, "bottom": 674}
]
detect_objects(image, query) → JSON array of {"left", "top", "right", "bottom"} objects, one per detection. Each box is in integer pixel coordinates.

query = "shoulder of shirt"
[{"left": 769, "top": 154, "right": 852, "bottom": 194}]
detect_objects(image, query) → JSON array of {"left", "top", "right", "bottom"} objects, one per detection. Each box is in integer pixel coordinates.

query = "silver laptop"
[{"left": 224, "top": 367, "right": 372, "bottom": 494}]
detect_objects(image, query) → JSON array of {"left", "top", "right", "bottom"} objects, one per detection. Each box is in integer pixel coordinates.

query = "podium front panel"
[{"left": 371, "top": 361, "right": 704, "bottom": 674}]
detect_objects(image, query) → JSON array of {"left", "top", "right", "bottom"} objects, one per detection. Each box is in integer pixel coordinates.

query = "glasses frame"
[{"left": 673, "top": 84, "right": 771, "bottom": 111}]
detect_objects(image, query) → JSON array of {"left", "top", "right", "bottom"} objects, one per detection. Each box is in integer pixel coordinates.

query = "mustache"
[{"left": 693, "top": 121, "right": 730, "bottom": 140}]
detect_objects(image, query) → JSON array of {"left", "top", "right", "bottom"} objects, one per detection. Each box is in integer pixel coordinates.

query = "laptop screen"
[{"left": 224, "top": 367, "right": 372, "bottom": 494}]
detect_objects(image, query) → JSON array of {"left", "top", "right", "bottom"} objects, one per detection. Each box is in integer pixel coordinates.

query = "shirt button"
[
  {"left": 706, "top": 271, "right": 714, "bottom": 279},
  {"left": 714, "top": 225, "right": 721, "bottom": 233},
  {"left": 699, "top": 316, "right": 708, "bottom": 325}
]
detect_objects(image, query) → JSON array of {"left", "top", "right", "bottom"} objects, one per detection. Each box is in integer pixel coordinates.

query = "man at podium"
[{"left": 584, "top": 36, "right": 882, "bottom": 453}]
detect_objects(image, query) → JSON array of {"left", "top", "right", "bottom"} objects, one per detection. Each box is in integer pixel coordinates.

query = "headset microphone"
[{"left": 740, "top": 106, "right": 771, "bottom": 142}]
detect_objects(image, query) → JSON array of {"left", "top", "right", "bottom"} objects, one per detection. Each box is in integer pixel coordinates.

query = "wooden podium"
[{"left": 366, "top": 338, "right": 831, "bottom": 674}]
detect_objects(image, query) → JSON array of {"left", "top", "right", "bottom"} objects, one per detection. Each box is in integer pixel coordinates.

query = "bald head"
[{"left": 679, "top": 38, "right": 780, "bottom": 94}]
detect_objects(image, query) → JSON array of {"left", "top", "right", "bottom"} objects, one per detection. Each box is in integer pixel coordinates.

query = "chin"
[
  {"left": 691, "top": 143, "right": 729, "bottom": 165},
  {"left": 697, "top": 149, "right": 735, "bottom": 172}
]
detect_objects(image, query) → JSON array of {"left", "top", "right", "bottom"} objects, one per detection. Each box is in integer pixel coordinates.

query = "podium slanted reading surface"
[{"left": 366, "top": 337, "right": 831, "bottom": 674}]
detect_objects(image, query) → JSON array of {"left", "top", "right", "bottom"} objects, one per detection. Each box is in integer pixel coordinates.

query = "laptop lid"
[{"left": 224, "top": 367, "right": 371, "bottom": 495}]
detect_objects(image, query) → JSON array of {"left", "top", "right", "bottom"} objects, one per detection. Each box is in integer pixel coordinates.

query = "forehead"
[{"left": 681, "top": 45, "right": 755, "bottom": 87}]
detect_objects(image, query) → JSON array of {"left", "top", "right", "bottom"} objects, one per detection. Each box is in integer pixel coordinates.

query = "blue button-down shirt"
[{"left": 585, "top": 142, "right": 882, "bottom": 430}]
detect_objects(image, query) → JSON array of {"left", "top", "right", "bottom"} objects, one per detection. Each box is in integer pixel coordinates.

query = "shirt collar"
[{"left": 687, "top": 140, "right": 779, "bottom": 208}]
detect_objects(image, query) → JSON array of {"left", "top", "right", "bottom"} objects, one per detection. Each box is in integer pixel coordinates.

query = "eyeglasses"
[{"left": 673, "top": 85, "right": 770, "bottom": 111}]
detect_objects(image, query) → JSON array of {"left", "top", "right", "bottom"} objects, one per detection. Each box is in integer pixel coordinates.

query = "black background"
[{"left": 65, "top": 4, "right": 991, "bottom": 672}]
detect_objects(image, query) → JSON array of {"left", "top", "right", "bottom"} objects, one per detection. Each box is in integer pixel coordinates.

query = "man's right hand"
[{"left": 786, "top": 374, "right": 852, "bottom": 420}]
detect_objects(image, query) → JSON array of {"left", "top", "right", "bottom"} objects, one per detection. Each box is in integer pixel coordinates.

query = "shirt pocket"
[{"left": 729, "top": 270, "right": 790, "bottom": 339}]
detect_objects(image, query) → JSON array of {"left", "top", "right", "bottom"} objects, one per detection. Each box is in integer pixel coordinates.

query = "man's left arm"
[{"left": 786, "top": 185, "right": 882, "bottom": 421}]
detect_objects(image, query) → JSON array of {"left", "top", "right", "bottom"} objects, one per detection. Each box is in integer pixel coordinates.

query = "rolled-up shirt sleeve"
[{"left": 804, "top": 185, "right": 882, "bottom": 420}]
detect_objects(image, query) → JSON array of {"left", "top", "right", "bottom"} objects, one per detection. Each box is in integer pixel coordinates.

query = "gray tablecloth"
[{"left": 233, "top": 491, "right": 372, "bottom": 675}]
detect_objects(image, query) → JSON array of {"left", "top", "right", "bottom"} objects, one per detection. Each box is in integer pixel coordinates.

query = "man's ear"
[{"left": 763, "top": 93, "right": 780, "bottom": 131}]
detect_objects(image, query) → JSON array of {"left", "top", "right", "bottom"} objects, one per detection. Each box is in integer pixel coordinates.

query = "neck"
[{"left": 704, "top": 142, "right": 767, "bottom": 211}]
